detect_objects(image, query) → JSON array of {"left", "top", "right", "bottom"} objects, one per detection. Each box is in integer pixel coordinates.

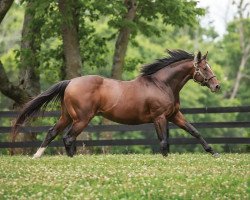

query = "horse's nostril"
[{"left": 215, "top": 85, "right": 220, "bottom": 90}]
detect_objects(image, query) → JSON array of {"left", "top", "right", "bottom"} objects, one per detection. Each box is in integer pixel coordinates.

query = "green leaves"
[
  {"left": 138, "top": 0, "right": 204, "bottom": 28},
  {"left": 1, "top": 0, "right": 206, "bottom": 84}
]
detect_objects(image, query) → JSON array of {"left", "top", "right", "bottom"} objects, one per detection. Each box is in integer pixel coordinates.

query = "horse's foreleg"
[
  {"left": 170, "top": 111, "right": 219, "bottom": 157},
  {"left": 33, "top": 116, "right": 71, "bottom": 159},
  {"left": 154, "top": 115, "right": 168, "bottom": 156}
]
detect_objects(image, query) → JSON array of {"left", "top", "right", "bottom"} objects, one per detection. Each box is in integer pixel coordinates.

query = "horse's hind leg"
[
  {"left": 62, "top": 119, "right": 91, "bottom": 157},
  {"left": 33, "top": 114, "right": 71, "bottom": 159}
]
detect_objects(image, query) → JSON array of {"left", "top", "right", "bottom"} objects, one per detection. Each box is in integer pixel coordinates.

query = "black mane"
[{"left": 140, "top": 49, "right": 194, "bottom": 76}]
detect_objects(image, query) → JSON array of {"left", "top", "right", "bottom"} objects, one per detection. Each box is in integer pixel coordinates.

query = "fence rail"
[
  {"left": 1, "top": 138, "right": 250, "bottom": 148},
  {"left": 0, "top": 121, "right": 250, "bottom": 134},
  {"left": 0, "top": 106, "right": 250, "bottom": 150}
]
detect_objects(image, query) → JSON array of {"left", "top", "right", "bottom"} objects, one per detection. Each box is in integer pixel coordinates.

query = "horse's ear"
[
  {"left": 203, "top": 51, "right": 208, "bottom": 60},
  {"left": 194, "top": 51, "right": 202, "bottom": 62}
]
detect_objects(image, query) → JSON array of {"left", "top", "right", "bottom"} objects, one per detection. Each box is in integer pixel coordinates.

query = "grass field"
[{"left": 0, "top": 154, "right": 249, "bottom": 200}]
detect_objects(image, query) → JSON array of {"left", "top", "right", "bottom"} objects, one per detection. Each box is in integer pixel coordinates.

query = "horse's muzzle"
[{"left": 210, "top": 84, "right": 221, "bottom": 93}]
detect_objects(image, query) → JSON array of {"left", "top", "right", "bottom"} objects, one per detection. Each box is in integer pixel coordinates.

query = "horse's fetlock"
[
  {"left": 205, "top": 146, "right": 213, "bottom": 153},
  {"left": 63, "top": 136, "right": 73, "bottom": 146},
  {"left": 160, "top": 141, "right": 167, "bottom": 148}
]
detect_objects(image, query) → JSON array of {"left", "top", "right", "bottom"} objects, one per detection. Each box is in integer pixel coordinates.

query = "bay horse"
[{"left": 12, "top": 50, "right": 220, "bottom": 158}]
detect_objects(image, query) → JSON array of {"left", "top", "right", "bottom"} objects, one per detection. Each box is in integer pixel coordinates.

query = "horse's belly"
[
  {"left": 101, "top": 114, "right": 151, "bottom": 125},
  {"left": 100, "top": 107, "right": 152, "bottom": 125}
]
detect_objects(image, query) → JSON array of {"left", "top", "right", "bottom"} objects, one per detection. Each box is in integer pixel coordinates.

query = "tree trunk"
[
  {"left": 58, "top": 0, "right": 82, "bottom": 79},
  {"left": 0, "top": 61, "right": 29, "bottom": 105},
  {"left": 229, "top": 0, "right": 250, "bottom": 99},
  {"left": 0, "top": 0, "right": 14, "bottom": 24},
  {"left": 111, "top": 0, "right": 137, "bottom": 80},
  {"left": 19, "top": 1, "right": 41, "bottom": 96},
  {"left": 0, "top": 0, "right": 36, "bottom": 155},
  {"left": 0, "top": 0, "right": 29, "bottom": 105},
  {"left": 229, "top": 50, "right": 250, "bottom": 99},
  {"left": 12, "top": 1, "right": 43, "bottom": 155}
]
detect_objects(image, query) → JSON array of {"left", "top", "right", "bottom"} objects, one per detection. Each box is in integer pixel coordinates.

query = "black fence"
[{"left": 0, "top": 106, "right": 250, "bottom": 151}]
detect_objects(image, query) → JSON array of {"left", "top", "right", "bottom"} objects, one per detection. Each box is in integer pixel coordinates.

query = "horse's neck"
[{"left": 153, "top": 60, "right": 194, "bottom": 93}]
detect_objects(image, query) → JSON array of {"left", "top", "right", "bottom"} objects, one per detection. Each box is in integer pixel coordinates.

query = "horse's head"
[{"left": 192, "top": 51, "right": 220, "bottom": 93}]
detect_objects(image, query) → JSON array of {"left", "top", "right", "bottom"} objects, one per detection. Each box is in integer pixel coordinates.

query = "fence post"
[{"left": 166, "top": 121, "right": 170, "bottom": 153}]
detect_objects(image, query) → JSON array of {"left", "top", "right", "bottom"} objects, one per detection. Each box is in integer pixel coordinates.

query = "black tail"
[{"left": 12, "top": 80, "right": 70, "bottom": 142}]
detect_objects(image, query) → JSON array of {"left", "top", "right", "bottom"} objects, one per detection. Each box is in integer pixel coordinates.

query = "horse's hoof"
[
  {"left": 213, "top": 153, "right": 220, "bottom": 158},
  {"left": 69, "top": 149, "right": 76, "bottom": 157},
  {"left": 162, "top": 153, "right": 168, "bottom": 157},
  {"left": 161, "top": 150, "right": 168, "bottom": 157},
  {"left": 32, "top": 154, "right": 40, "bottom": 159},
  {"left": 67, "top": 153, "right": 74, "bottom": 157},
  {"left": 65, "top": 149, "right": 74, "bottom": 157},
  {"left": 32, "top": 153, "right": 41, "bottom": 159},
  {"left": 65, "top": 147, "right": 74, "bottom": 157},
  {"left": 66, "top": 145, "right": 76, "bottom": 157},
  {"left": 63, "top": 137, "right": 76, "bottom": 157}
]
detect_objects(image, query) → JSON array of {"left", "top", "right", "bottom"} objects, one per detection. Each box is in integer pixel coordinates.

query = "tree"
[
  {"left": 215, "top": 0, "right": 250, "bottom": 101},
  {"left": 19, "top": 1, "right": 43, "bottom": 96},
  {"left": 0, "top": 0, "right": 30, "bottom": 106},
  {"left": 0, "top": 61, "right": 29, "bottom": 105},
  {"left": 0, "top": 0, "right": 14, "bottom": 23},
  {"left": 58, "top": 0, "right": 82, "bottom": 79},
  {"left": 110, "top": 0, "right": 204, "bottom": 80},
  {"left": 111, "top": 0, "right": 137, "bottom": 80},
  {"left": 229, "top": 0, "right": 250, "bottom": 99},
  {"left": 12, "top": 0, "right": 47, "bottom": 154},
  {"left": 0, "top": 1, "right": 33, "bottom": 154}
]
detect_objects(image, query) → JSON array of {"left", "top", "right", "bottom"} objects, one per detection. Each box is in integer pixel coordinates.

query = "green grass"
[{"left": 0, "top": 154, "right": 249, "bottom": 200}]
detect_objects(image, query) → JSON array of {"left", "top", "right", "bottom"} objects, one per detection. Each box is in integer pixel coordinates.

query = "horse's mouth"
[{"left": 210, "top": 87, "right": 221, "bottom": 93}]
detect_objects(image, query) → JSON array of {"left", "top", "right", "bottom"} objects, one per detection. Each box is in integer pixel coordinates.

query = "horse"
[{"left": 12, "top": 50, "right": 220, "bottom": 158}]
